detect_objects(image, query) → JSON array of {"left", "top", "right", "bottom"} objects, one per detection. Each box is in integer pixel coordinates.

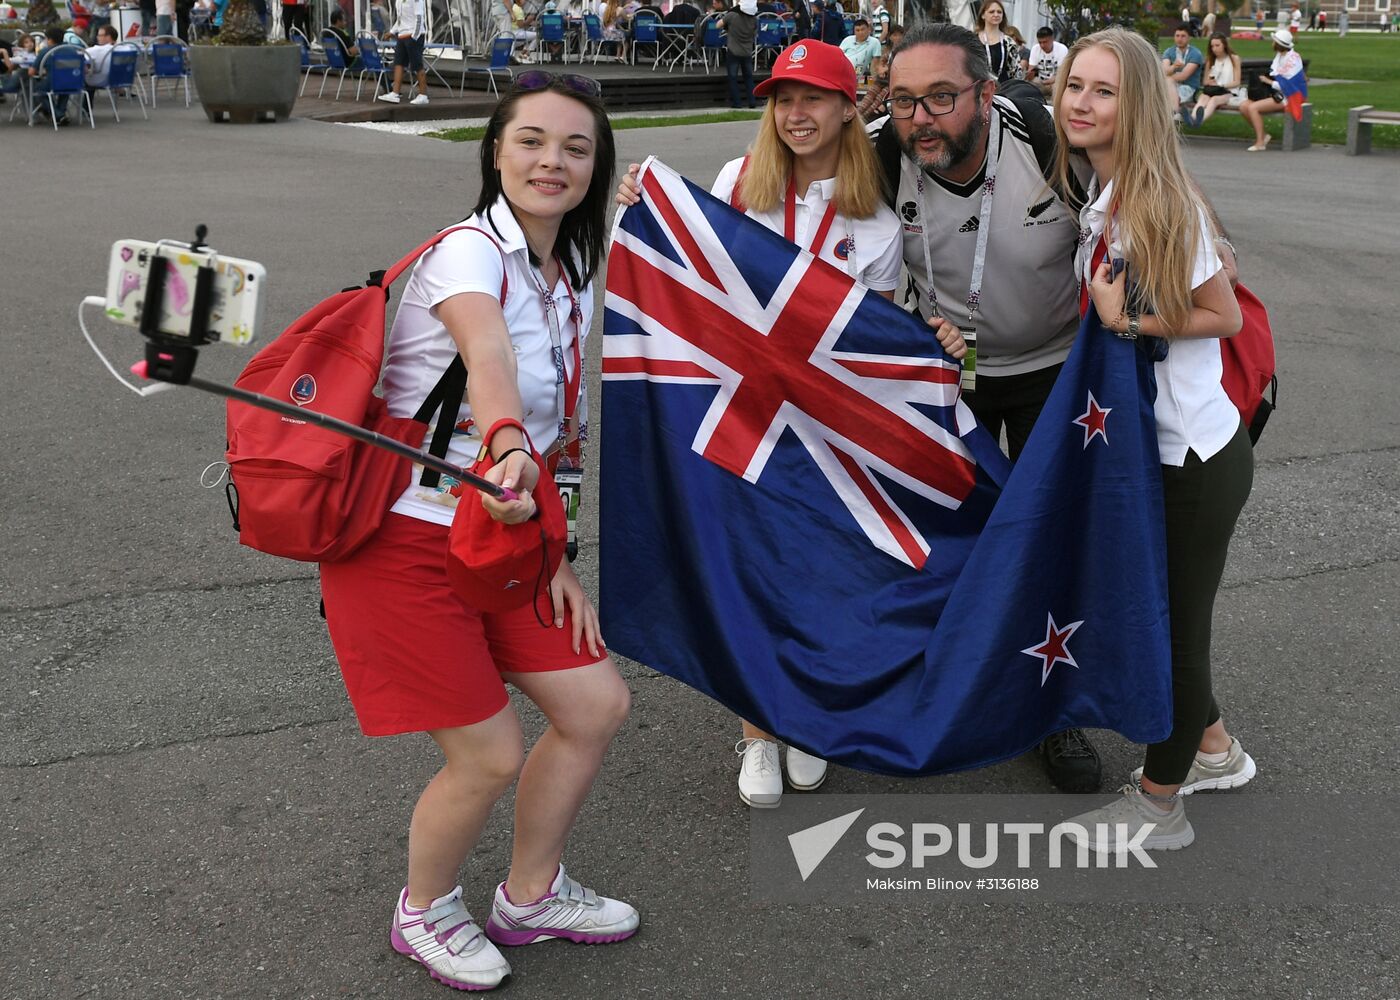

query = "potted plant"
[{"left": 189, "top": 0, "right": 299, "bottom": 122}]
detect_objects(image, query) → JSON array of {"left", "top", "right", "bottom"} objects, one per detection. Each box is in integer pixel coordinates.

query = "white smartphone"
[{"left": 104, "top": 239, "right": 267, "bottom": 346}]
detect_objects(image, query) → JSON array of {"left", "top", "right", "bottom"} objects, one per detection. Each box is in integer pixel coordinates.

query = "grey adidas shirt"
[{"left": 890, "top": 97, "right": 1087, "bottom": 378}]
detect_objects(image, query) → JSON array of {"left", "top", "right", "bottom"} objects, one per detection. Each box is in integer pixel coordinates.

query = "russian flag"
[{"left": 1276, "top": 67, "right": 1308, "bottom": 122}]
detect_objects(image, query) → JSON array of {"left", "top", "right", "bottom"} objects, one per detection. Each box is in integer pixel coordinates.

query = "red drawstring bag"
[
  {"left": 445, "top": 418, "right": 567, "bottom": 617},
  {"left": 1220, "top": 282, "right": 1278, "bottom": 444}
]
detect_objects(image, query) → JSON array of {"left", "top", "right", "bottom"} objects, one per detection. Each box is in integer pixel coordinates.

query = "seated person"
[
  {"left": 28, "top": 28, "right": 77, "bottom": 122},
  {"left": 326, "top": 8, "right": 356, "bottom": 64},
  {"left": 663, "top": 0, "right": 699, "bottom": 23},
  {"left": 1027, "top": 25, "right": 1067, "bottom": 97},
  {"left": 509, "top": 0, "right": 537, "bottom": 60},
  {"left": 83, "top": 22, "right": 119, "bottom": 92},
  {"left": 838, "top": 16, "right": 880, "bottom": 79},
  {"left": 1161, "top": 22, "right": 1204, "bottom": 111}
]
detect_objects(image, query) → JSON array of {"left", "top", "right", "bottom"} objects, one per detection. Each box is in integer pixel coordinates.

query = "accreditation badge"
[{"left": 555, "top": 462, "right": 583, "bottom": 562}]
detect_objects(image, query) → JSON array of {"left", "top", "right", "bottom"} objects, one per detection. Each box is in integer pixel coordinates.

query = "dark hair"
[
  {"left": 472, "top": 76, "right": 615, "bottom": 290},
  {"left": 1036, "top": 25, "right": 1053, "bottom": 38},
  {"left": 890, "top": 22, "right": 994, "bottom": 83},
  {"left": 45, "top": 26, "right": 65, "bottom": 44},
  {"left": 330, "top": 9, "right": 345, "bottom": 24},
  {"left": 853, "top": 16, "right": 868, "bottom": 26},
  {"left": 1174, "top": 22, "right": 1192, "bottom": 33},
  {"left": 97, "top": 23, "right": 119, "bottom": 41}
]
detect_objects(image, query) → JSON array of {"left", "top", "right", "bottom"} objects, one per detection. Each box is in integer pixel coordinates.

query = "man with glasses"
[{"left": 869, "top": 23, "right": 1101, "bottom": 793}]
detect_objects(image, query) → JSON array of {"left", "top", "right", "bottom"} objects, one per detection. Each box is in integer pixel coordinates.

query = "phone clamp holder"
[{"left": 140, "top": 225, "right": 218, "bottom": 385}]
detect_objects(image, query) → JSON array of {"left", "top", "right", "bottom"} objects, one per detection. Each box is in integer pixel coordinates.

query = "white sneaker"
[
  {"left": 410, "top": 93, "right": 430, "bottom": 105},
  {"left": 1056, "top": 784, "right": 1195, "bottom": 853},
  {"left": 736, "top": 737, "right": 782, "bottom": 808},
  {"left": 484, "top": 864, "right": 639, "bottom": 946},
  {"left": 390, "top": 886, "right": 511, "bottom": 991},
  {"left": 1131, "top": 737, "right": 1257, "bottom": 794},
  {"left": 377, "top": 91, "right": 401, "bottom": 103},
  {"left": 784, "top": 745, "right": 828, "bottom": 791}
]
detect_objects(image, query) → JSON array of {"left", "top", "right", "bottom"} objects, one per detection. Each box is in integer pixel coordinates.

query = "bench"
[
  {"left": 1209, "top": 101, "right": 1314, "bottom": 151},
  {"left": 1346, "top": 105, "right": 1400, "bottom": 155}
]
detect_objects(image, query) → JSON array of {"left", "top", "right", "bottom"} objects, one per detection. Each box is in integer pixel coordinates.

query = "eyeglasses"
[
  {"left": 514, "top": 70, "right": 603, "bottom": 99},
  {"left": 883, "top": 83, "right": 981, "bottom": 118}
]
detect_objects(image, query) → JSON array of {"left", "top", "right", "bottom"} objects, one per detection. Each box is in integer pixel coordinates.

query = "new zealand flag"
[{"left": 599, "top": 158, "right": 1172, "bottom": 775}]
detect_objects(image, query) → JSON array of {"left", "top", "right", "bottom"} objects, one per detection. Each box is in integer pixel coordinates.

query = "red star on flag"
[
  {"left": 1072, "top": 391, "right": 1112, "bottom": 448},
  {"left": 1021, "top": 613, "right": 1085, "bottom": 687}
]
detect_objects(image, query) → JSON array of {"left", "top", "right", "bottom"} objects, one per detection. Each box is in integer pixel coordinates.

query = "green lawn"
[
  {"left": 427, "top": 109, "right": 763, "bottom": 142},
  {"left": 1159, "top": 32, "right": 1400, "bottom": 148}
]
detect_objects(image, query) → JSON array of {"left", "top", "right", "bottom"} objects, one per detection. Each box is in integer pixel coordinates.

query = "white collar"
[
  {"left": 1084, "top": 176, "right": 1114, "bottom": 220},
  {"left": 795, "top": 176, "right": 838, "bottom": 202},
  {"left": 480, "top": 193, "right": 532, "bottom": 256}
]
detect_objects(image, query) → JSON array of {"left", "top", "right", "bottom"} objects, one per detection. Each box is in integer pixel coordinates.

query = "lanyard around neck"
[
  {"left": 523, "top": 257, "right": 582, "bottom": 455},
  {"left": 915, "top": 100, "right": 1002, "bottom": 325},
  {"left": 784, "top": 175, "right": 856, "bottom": 278}
]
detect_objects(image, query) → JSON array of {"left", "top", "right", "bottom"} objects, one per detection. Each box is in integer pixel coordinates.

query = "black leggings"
[
  {"left": 1142, "top": 422, "right": 1253, "bottom": 785},
  {"left": 963, "top": 363, "right": 1064, "bottom": 462}
]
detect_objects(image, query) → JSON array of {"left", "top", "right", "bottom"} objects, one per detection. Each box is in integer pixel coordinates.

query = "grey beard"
[{"left": 900, "top": 112, "right": 987, "bottom": 175}]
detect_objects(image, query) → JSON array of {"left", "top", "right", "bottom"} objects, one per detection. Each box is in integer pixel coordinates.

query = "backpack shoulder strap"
[
  {"left": 873, "top": 120, "right": 902, "bottom": 212},
  {"left": 388, "top": 225, "right": 510, "bottom": 487}
]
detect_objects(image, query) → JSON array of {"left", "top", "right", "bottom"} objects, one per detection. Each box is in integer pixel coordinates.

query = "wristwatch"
[{"left": 1125, "top": 305, "right": 1141, "bottom": 340}]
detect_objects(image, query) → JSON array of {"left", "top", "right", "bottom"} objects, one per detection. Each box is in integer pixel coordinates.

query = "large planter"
[{"left": 190, "top": 43, "right": 300, "bottom": 123}]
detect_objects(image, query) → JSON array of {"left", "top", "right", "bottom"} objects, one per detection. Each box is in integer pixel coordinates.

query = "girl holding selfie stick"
[
  {"left": 1054, "top": 28, "right": 1256, "bottom": 852},
  {"left": 320, "top": 71, "right": 636, "bottom": 992}
]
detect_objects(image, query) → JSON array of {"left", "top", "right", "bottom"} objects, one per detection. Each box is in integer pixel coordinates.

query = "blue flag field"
[{"left": 598, "top": 158, "right": 1172, "bottom": 776}]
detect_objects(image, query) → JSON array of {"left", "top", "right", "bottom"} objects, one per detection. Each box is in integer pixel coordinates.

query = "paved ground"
[{"left": 3, "top": 104, "right": 1398, "bottom": 1000}]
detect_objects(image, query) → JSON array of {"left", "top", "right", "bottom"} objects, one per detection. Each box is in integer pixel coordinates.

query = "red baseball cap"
[{"left": 753, "top": 41, "right": 858, "bottom": 105}]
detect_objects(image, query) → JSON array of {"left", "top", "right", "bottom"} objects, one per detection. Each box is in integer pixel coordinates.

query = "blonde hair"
[
  {"left": 975, "top": 0, "right": 1005, "bottom": 33},
  {"left": 1052, "top": 28, "right": 1210, "bottom": 337},
  {"left": 736, "top": 99, "right": 884, "bottom": 221},
  {"left": 602, "top": 0, "right": 621, "bottom": 23}
]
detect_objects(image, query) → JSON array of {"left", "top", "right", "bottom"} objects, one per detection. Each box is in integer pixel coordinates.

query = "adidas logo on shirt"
[{"left": 958, "top": 216, "right": 979, "bottom": 233}]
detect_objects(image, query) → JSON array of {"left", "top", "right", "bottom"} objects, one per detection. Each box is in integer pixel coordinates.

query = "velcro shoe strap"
[{"left": 554, "top": 876, "right": 598, "bottom": 908}]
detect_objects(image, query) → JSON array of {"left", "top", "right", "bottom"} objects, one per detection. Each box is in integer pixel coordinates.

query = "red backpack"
[
  {"left": 1083, "top": 236, "right": 1278, "bottom": 445},
  {"left": 1220, "top": 282, "right": 1278, "bottom": 444},
  {"left": 224, "top": 227, "right": 505, "bottom": 563}
]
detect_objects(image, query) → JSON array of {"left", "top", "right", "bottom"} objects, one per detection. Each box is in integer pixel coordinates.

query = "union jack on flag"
[
  {"left": 598, "top": 157, "right": 1173, "bottom": 776},
  {"left": 603, "top": 159, "right": 1001, "bottom": 569}
]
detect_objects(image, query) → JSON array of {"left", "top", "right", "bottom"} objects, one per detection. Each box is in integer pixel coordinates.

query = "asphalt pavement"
[{"left": 2, "top": 104, "right": 1398, "bottom": 1000}]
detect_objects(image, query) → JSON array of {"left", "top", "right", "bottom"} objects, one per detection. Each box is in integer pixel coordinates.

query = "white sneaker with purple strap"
[
  {"left": 484, "top": 864, "right": 639, "bottom": 947},
  {"left": 390, "top": 886, "right": 512, "bottom": 991}
]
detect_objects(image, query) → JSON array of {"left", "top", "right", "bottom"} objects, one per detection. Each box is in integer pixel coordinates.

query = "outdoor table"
[{"left": 652, "top": 21, "right": 694, "bottom": 70}]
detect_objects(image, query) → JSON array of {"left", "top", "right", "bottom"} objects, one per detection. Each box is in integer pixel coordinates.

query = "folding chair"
[
  {"left": 148, "top": 38, "right": 190, "bottom": 107},
  {"left": 579, "top": 12, "right": 604, "bottom": 64},
  {"left": 289, "top": 26, "right": 324, "bottom": 97},
  {"left": 96, "top": 46, "right": 148, "bottom": 121},
  {"left": 466, "top": 33, "right": 515, "bottom": 96},
  {"left": 318, "top": 28, "right": 350, "bottom": 99},
  {"left": 40, "top": 49, "right": 94, "bottom": 129},
  {"left": 354, "top": 33, "right": 391, "bottom": 100},
  {"left": 629, "top": 11, "right": 659, "bottom": 66},
  {"left": 699, "top": 15, "right": 724, "bottom": 73},
  {"left": 753, "top": 15, "right": 784, "bottom": 68},
  {"left": 535, "top": 11, "right": 567, "bottom": 63}
]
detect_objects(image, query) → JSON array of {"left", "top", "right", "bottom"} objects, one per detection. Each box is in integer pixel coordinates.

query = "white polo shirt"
[
  {"left": 711, "top": 156, "right": 904, "bottom": 292},
  {"left": 384, "top": 196, "right": 591, "bottom": 525},
  {"left": 1076, "top": 178, "right": 1240, "bottom": 467}
]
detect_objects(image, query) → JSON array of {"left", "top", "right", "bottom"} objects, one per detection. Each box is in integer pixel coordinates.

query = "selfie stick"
[{"left": 127, "top": 225, "right": 517, "bottom": 503}]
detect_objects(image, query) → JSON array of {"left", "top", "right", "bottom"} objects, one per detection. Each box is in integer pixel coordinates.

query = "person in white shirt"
[
  {"left": 82, "top": 23, "right": 119, "bottom": 88},
  {"left": 1187, "top": 31, "right": 1243, "bottom": 126},
  {"left": 1027, "top": 25, "right": 1068, "bottom": 96},
  {"left": 1237, "top": 27, "right": 1304, "bottom": 152},
  {"left": 618, "top": 40, "right": 962, "bottom": 809},
  {"left": 377, "top": 0, "right": 430, "bottom": 104},
  {"left": 321, "top": 73, "right": 637, "bottom": 993},
  {"left": 1055, "top": 27, "right": 1255, "bottom": 855},
  {"left": 839, "top": 16, "right": 883, "bottom": 78}
]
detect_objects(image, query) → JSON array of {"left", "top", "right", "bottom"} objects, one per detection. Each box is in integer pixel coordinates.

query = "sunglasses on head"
[{"left": 514, "top": 70, "right": 603, "bottom": 99}]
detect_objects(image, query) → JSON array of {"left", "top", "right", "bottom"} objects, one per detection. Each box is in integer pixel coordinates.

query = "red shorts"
[{"left": 320, "top": 513, "right": 604, "bottom": 736}]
